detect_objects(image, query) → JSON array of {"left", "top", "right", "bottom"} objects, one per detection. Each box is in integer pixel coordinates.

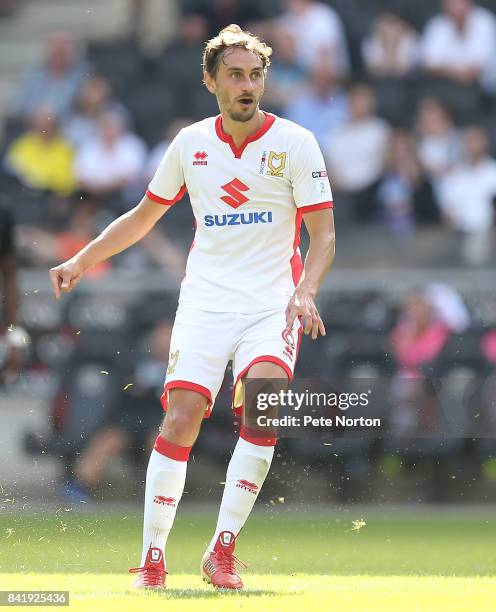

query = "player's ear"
[{"left": 203, "top": 70, "right": 216, "bottom": 94}]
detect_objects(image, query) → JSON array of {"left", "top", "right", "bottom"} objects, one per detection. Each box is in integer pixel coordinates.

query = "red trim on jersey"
[
  {"left": 146, "top": 184, "right": 187, "bottom": 206},
  {"left": 238, "top": 355, "right": 293, "bottom": 382},
  {"left": 154, "top": 435, "right": 192, "bottom": 461},
  {"left": 289, "top": 202, "right": 332, "bottom": 286},
  {"left": 215, "top": 112, "right": 276, "bottom": 159},
  {"left": 161, "top": 380, "right": 213, "bottom": 418},
  {"left": 299, "top": 201, "right": 333, "bottom": 214},
  {"left": 232, "top": 355, "right": 294, "bottom": 418},
  {"left": 290, "top": 208, "right": 304, "bottom": 286},
  {"left": 240, "top": 425, "right": 277, "bottom": 446}
]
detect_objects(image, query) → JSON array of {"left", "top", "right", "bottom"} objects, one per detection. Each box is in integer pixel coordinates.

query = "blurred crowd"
[
  {"left": 1, "top": 0, "right": 496, "bottom": 501},
  {"left": 20, "top": 282, "right": 496, "bottom": 503},
  {"left": 0, "top": 0, "right": 495, "bottom": 270}
]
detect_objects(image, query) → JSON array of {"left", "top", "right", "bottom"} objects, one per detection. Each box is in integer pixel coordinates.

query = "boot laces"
[
  {"left": 129, "top": 564, "right": 166, "bottom": 585},
  {"left": 216, "top": 549, "right": 247, "bottom": 574}
]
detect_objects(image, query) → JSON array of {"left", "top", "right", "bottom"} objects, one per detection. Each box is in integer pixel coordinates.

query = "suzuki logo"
[
  {"left": 204, "top": 211, "right": 272, "bottom": 227},
  {"left": 220, "top": 178, "right": 250, "bottom": 209}
]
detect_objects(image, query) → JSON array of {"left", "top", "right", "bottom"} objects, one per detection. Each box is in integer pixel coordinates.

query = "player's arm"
[
  {"left": 49, "top": 195, "right": 170, "bottom": 299},
  {"left": 285, "top": 208, "right": 335, "bottom": 340}
]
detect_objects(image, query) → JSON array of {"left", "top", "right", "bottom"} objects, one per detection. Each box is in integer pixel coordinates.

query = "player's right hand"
[{"left": 49, "top": 260, "right": 83, "bottom": 300}]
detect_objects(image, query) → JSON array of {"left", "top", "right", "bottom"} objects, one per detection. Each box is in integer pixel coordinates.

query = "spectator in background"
[
  {"left": 11, "top": 32, "right": 89, "bottom": 119},
  {"left": 282, "top": 56, "right": 348, "bottom": 147},
  {"left": 73, "top": 116, "right": 185, "bottom": 278},
  {"left": 184, "top": 0, "right": 264, "bottom": 39},
  {"left": 476, "top": 328, "right": 496, "bottom": 434},
  {"left": 420, "top": 0, "right": 496, "bottom": 88},
  {"left": 325, "top": 84, "right": 389, "bottom": 222},
  {"left": 138, "top": 118, "right": 192, "bottom": 280},
  {"left": 5, "top": 107, "right": 76, "bottom": 196},
  {"left": 378, "top": 130, "right": 437, "bottom": 237},
  {"left": 389, "top": 292, "right": 453, "bottom": 434},
  {"left": 415, "top": 98, "right": 462, "bottom": 190},
  {"left": 438, "top": 126, "right": 496, "bottom": 265},
  {"left": 424, "top": 282, "right": 470, "bottom": 334},
  {"left": 145, "top": 118, "right": 192, "bottom": 183},
  {"left": 262, "top": 25, "right": 306, "bottom": 114},
  {"left": 481, "top": 329, "right": 496, "bottom": 364},
  {"left": 362, "top": 11, "right": 420, "bottom": 78},
  {"left": 75, "top": 110, "right": 146, "bottom": 201},
  {"left": 157, "top": 13, "right": 210, "bottom": 115},
  {"left": 63, "top": 75, "right": 131, "bottom": 149},
  {"left": 65, "top": 319, "right": 171, "bottom": 501},
  {"left": 16, "top": 201, "right": 110, "bottom": 277},
  {"left": 125, "top": 0, "right": 178, "bottom": 52},
  {"left": 0, "top": 0, "right": 16, "bottom": 17},
  {"left": 278, "top": 0, "right": 350, "bottom": 78},
  {"left": 391, "top": 293, "right": 453, "bottom": 378}
]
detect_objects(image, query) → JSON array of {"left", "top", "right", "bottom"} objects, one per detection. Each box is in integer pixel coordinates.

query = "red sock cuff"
[
  {"left": 240, "top": 425, "right": 277, "bottom": 447},
  {"left": 154, "top": 435, "right": 192, "bottom": 461}
]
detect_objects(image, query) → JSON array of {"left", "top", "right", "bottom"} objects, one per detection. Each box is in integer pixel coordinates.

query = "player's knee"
[
  {"left": 161, "top": 409, "right": 196, "bottom": 438},
  {"left": 160, "top": 390, "right": 207, "bottom": 443},
  {"left": 245, "top": 361, "right": 289, "bottom": 380}
]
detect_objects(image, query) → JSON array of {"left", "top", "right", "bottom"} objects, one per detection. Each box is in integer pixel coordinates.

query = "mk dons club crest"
[
  {"left": 166, "top": 350, "right": 179, "bottom": 375},
  {"left": 266, "top": 151, "right": 287, "bottom": 177}
]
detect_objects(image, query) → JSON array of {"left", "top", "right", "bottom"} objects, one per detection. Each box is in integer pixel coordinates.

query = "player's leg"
[
  {"left": 202, "top": 309, "right": 300, "bottom": 589},
  {"left": 202, "top": 362, "right": 288, "bottom": 589},
  {"left": 132, "top": 307, "right": 234, "bottom": 589},
  {"left": 142, "top": 388, "right": 207, "bottom": 558},
  {"left": 131, "top": 389, "right": 207, "bottom": 588},
  {"left": 208, "top": 361, "right": 285, "bottom": 542}
]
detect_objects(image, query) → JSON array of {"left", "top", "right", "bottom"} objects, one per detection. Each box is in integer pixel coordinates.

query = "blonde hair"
[{"left": 202, "top": 24, "right": 272, "bottom": 77}]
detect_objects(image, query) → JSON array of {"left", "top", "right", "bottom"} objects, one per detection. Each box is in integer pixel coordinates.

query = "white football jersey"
[{"left": 148, "top": 112, "right": 333, "bottom": 313}]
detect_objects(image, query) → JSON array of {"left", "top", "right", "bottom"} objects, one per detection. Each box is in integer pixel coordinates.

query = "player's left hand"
[{"left": 285, "top": 287, "right": 326, "bottom": 340}]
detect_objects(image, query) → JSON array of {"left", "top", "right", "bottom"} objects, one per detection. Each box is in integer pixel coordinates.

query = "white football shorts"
[{"left": 161, "top": 307, "right": 303, "bottom": 417}]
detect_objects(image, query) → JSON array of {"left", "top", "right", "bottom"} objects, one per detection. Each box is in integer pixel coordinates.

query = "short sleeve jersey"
[{"left": 148, "top": 112, "right": 333, "bottom": 313}]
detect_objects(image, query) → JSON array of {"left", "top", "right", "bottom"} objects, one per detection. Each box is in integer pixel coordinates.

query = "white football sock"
[
  {"left": 140, "top": 446, "right": 188, "bottom": 566},
  {"left": 208, "top": 436, "right": 274, "bottom": 551}
]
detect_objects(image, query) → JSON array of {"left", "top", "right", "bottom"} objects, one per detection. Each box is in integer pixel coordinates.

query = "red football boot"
[
  {"left": 201, "top": 531, "right": 247, "bottom": 589},
  {"left": 129, "top": 546, "right": 167, "bottom": 590}
]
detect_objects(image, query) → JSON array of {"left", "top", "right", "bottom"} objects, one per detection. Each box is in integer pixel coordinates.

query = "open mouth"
[{"left": 238, "top": 97, "right": 254, "bottom": 107}]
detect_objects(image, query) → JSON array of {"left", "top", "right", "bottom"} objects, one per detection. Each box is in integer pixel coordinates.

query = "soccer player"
[{"left": 49, "top": 24, "right": 335, "bottom": 590}]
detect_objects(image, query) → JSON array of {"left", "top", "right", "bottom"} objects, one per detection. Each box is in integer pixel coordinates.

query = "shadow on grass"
[{"left": 122, "top": 588, "right": 277, "bottom": 599}]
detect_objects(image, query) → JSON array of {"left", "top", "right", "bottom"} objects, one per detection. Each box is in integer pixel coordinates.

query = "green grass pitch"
[{"left": 1, "top": 507, "right": 495, "bottom": 610}]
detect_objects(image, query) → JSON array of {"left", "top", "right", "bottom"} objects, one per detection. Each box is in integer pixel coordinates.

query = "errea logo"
[
  {"left": 153, "top": 495, "right": 176, "bottom": 507},
  {"left": 236, "top": 479, "right": 259, "bottom": 494},
  {"left": 193, "top": 151, "right": 208, "bottom": 166}
]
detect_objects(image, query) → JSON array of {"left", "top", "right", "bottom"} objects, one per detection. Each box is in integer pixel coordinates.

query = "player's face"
[{"left": 206, "top": 48, "right": 264, "bottom": 122}]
